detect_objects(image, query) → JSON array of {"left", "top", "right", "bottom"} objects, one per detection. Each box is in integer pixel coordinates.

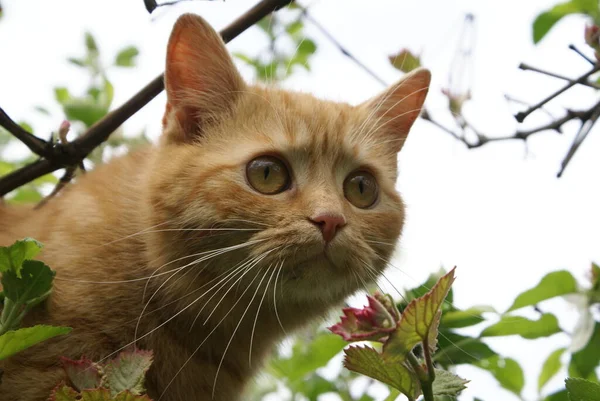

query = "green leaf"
[
  {"left": 545, "top": 389, "right": 569, "bottom": 401},
  {"left": 50, "top": 385, "right": 80, "bottom": 401},
  {"left": 481, "top": 313, "right": 561, "bottom": 339},
  {"left": 68, "top": 58, "right": 86, "bottom": 68},
  {"left": 389, "top": 49, "right": 421, "bottom": 73},
  {"left": 0, "top": 238, "right": 44, "bottom": 276},
  {"left": 434, "top": 331, "right": 498, "bottom": 367},
  {"left": 270, "top": 332, "right": 346, "bottom": 382},
  {"left": 297, "top": 39, "right": 317, "bottom": 57},
  {"left": 507, "top": 270, "right": 578, "bottom": 312},
  {"left": 566, "top": 378, "right": 600, "bottom": 401},
  {"left": 291, "top": 374, "right": 337, "bottom": 400},
  {"left": 432, "top": 369, "right": 469, "bottom": 396},
  {"left": 104, "top": 349, "right": 153, "bottom": 396},
  {"left": 115, "top": 46, "right": 139, "bottom": 67},
  {"left": 18, "top": 121, "right": 33, "bottom": 134},
  {"left": 571, "top": 323, "right": 600, "bottom": 378},
  {"left": 384, "top": 389, "right": 400, "bottom": 401},
  {"left": 399, "top": 268, "right": 453, "bottom": 309},
  {"left": 532, "top": 2, "right": 583, "bottom": 44},
  {"left": 8, "top": 188, "right": 43, "bottom": 204},
  {"left": 384, "top": 268, "right": 455, "bottom": 358},
  {"left": 286, "top": 20, "right": 304, "bottom": 37},
  {"left": 441, "top": 305, "right": 494, "bottom": 328},
  {"left": 34, "top": 106, "right": 51, "bottom": 115},
  {"left": 591, "top": 262, "right": 600, "bottom": 291},
  {"left": 54, "top": 87, "right": 72, "bottom": 105},
  {"left": 0, "top": 325, "right": 71, "bottom": 360},
  {"left": 476, "top": 356, "right": 524, "bottom": 396},
  {"left": 63, "top": 99, "right": 109, "bottom": 127},
  {"left": 539, "top": 348, "right": 566, "bottom": 392},
  {"left": 344, "top": 346, "right": 421, "bottom": 400},
  {"left": 85, "top": 32, "right": 98, "bottom": 53},
  {"left": 574, "top": 0, "right": 600, "bottom": 18},
  {"left": 1, "top": 260, "right": 55, "bottom": 303}
]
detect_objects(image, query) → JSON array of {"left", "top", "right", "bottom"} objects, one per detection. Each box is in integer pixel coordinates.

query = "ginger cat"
[{"left": 0, "top": 13, "right": 430, "bottom": 401}]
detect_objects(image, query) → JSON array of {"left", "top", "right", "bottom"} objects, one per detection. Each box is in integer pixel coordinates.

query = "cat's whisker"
[
  {"left": 284, "top": 37, "right": 307, "bottom": 78},
  {"left": 94, "top": 220, "right": 173, "bottom": 248},
  {"left": 141, "top": 239, "right": 265, "bottom": 301},
  {"left": 133, "top": 240, "right": 264, "bottom": 347},
  {"left": 249, "top": 262, "right": 277, "bottom": 367},
  {"left": 157, "top": 253, "right": 272, "bottom": 401},
  {"left": 364, "top": 239, "right": 397, "bottom": 247},
  {"left": 273, "top": 260, "right": 288, "bottom": 337},
  {"left": 211, "top": 266, "right": 272, "bottom": 398},
  {"left": 358, "top": 259, "right": 385, "bottom": 294},
  {"left": 199, "top": 247, "right": 280, "bottom": 327},
  {"left": 189, "top": 252, "right": 269, "bottom": 331}
]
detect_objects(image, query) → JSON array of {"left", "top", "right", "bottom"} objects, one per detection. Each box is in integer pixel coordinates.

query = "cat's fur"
[{"left": 0, "top": 14, "right": 430, "bottom": 401}]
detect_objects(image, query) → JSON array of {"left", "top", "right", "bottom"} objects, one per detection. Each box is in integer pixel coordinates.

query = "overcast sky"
[{"left": 1, "top": 1, "right": 599, "bottom": 400}]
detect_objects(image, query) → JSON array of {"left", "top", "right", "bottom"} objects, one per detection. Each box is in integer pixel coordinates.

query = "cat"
[{"left": 0, "top": 13, "right": 430, "bottom": 401}]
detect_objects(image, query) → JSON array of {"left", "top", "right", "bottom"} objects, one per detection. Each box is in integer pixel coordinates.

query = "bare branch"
[
  {"left": 557, "top": 100, "right": 600, "bottom": 177},
  {"left": 515, "top": 65, "right": 600, "bottom": 123},
  {"left": 298, "top": 5, "right": 387, "bottom": 87},
  {"left": 519, "top": 63, "right": 600, "bottom": 89},
  {"left": 568, "top": 44, "right": 596, "bottom": 66},
  {"left": 0, "top": 107, "right": 50, "bottom": 157},
  {"left": 0, "top": 0, "right": 294, "bottom": 197}
]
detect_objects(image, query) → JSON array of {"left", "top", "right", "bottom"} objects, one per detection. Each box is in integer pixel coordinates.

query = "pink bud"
[
  {"left": 329, "top": 294, "right": 400, "bottom": 342},
  {"left": 58, "top": 120, "right": 71, "bottom": 139}
]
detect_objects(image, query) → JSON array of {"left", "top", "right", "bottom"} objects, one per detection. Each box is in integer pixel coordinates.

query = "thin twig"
[
  {"left": 519, "top": 63, "right": 600, "bottom": 89},
  {"left": 515, "top": 65, "right": 600, "bottom": 122},
  {"left": 0, "top": 0, "right": 294, "bottom": 197},
  {"left": 0, "top": 107, "right": 50, "bottom": 157},
  {"left": 557, "top": 99, "right": 600, "bottom": 177},
  {"left": 568, "top": 44, "right": 596, "bottom": 66},
  {"left": 299, "top": 5, "right": 387, "bottom": 87}
]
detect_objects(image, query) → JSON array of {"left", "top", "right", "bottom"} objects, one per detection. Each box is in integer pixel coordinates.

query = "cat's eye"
[
  {"left": 344, "top": 171, "right": 379, "bottom": 209},
  {"left": 246, "top": 156, "right": 291, "bottom": 195}
]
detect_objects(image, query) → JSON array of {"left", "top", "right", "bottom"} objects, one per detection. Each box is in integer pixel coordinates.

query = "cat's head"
[{"left": 146, "top": 14, "right": 430, "bottom": 305}]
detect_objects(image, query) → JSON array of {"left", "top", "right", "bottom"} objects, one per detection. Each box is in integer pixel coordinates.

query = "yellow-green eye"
[
  {"left": 344, "top": 171, "right": 379, "bottom": 208},
  {"left": 246, "top": 156, "right": 291, "bottom": 195}
]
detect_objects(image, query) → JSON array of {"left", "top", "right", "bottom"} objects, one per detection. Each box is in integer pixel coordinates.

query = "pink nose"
[{"left": 310, "top": 214, "right": 346, "bottom": 243}]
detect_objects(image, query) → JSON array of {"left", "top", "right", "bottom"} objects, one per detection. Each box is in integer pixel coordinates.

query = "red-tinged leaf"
[
  {"left": 329, "top": 295, "right": 397, "bottom": 342},
  {"left": 49, "top": 384, "right": 80, "bottom": 401},
  {"left": 61, "top": 356, "right": 103, "bottom": 391},
  {"left": 388, "top": 49, "right": 421, "bottom": 73},
  {"left": 104, "top": 349, "right": 153, "bottom": 396},
  {"left": 80, "top": 388, "right": 113, "bottom": 401},
  {"left": 344, "top": 345, "right": 421, "bottom": 400},
  {"left": 384, "top": 268, "right": 456, "bottom": 359},
  {"left": 113, "top": 391, "right": 154, "bottom": 401}
]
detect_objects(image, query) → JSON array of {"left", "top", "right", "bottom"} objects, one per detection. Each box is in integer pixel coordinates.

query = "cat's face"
[{"left": 147, "top": 14, "right": 430, "bottom": 305}]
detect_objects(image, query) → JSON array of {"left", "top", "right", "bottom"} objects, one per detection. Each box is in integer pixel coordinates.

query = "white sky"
[{"left": 1, "top": 1, "right": 600, "bottom": 401}]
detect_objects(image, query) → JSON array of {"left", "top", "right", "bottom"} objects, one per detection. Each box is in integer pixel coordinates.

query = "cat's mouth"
[{"left": 292, "top": 250, "right": 335, "bottom": 273}]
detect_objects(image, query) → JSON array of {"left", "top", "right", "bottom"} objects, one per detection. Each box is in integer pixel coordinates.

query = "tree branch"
[
  {"left": 519, "top": 63, "right": 600, "bottom": 89},
  {"left": 0, "top": 107, "right": 50, "bottom": 157},
  {"left": 0, "top": 0, "right": 294, "bottom": 197},
  {"left": 515, "top": 65, "right": 600, "bottom": 123}
]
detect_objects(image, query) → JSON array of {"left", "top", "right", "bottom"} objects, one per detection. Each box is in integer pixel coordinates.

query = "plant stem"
[
  {"left": 406, "top": 352, "right": 434, "bottom": 401},
  {"left": 0, "top": 298, "right": 18, "bottom": 336}
]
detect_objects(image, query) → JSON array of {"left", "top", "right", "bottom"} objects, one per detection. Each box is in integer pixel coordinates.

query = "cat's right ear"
[{"left": 163, "top": 14, "right": 245, "bottom": 143}]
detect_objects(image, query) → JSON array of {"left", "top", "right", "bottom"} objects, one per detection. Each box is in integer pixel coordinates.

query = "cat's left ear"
[
  {"left": 163, "top": 14, "right": 245, "bottom": 143},
  {"left": 359, "top": 68, "right": 431, "bottom": 152}
]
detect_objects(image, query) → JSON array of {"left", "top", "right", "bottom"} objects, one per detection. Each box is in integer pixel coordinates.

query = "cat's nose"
[{"left": 310, "top": 214, "right": 347, "bottom": 243}]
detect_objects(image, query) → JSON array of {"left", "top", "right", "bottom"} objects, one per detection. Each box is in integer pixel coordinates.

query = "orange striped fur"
[{"left": 0, "top": 14, "right": 430, "bottom": 401}]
